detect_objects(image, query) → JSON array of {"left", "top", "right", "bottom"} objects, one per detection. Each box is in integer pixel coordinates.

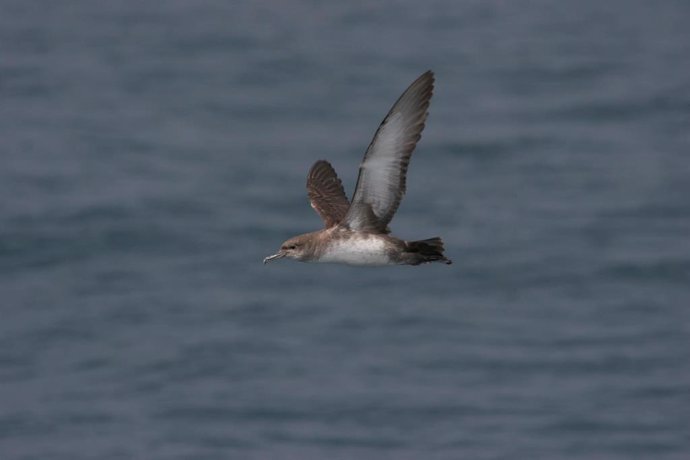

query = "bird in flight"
[{"left": 264, "top": 70, "right": 451, "bottom": 266}]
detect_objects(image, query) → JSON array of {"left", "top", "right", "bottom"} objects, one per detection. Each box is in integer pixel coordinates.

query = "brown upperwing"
[{"left": 306, "top": 160, "right": 351, "bottom": 228}]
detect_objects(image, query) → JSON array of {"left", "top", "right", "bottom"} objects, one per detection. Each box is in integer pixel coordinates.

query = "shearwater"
[{"left": 263, "top": 70, "right": 451, "bottom": 267}]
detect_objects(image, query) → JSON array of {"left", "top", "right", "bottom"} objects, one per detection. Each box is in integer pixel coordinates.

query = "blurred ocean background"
[{"left": 2, "top": 1, "right": 689, "bottom": 459}]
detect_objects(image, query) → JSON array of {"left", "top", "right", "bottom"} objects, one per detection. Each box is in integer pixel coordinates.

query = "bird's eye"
[{"left": 288, "top": 245, "right": 297, "bottom": 250}]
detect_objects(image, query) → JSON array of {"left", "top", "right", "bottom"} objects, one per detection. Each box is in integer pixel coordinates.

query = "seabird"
[{"left": 264, "top": 70, "right": 451, "bottom": 266}]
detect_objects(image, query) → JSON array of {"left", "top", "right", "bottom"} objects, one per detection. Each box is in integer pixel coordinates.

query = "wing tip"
[{"left": 419, "top": 69, "right": 435, "bottom": 88}]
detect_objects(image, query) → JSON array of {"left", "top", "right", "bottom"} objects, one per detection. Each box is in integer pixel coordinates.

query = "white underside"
[{"left": 316, "top": 237, "right": 392, "bottom": 266}]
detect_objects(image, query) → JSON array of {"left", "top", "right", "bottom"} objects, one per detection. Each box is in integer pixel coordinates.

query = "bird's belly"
[{"left": 317, "top": 238, "right": 392, "bottom": 266}]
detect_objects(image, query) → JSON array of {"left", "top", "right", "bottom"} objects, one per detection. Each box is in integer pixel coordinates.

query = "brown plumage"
[
  {"left": 306, "top": 160, "right": 350, "bottom": 228},
  {"left": 263, "top": 71, "right": 451, "bottom": 266}
]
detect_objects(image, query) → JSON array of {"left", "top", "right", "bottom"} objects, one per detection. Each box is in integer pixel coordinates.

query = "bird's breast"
[{"left": 316, "top": 235, "right": 393, "bottom": 266}]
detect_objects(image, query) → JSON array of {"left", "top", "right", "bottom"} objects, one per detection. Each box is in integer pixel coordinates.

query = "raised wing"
[
  {"left": 342, "top": 71, "right": 434, "bottom": 232},
  {"left": 307, "top": 160, "right": 350, "bottom": 228}
]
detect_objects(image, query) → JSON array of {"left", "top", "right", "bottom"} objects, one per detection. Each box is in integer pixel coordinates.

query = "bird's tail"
[{"left": 404, "top": 237, "right": 452, "bottom": 265}]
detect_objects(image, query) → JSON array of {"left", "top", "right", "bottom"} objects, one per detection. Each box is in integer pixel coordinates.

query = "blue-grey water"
[{"left": 2, "top": 1, "right": 690, "bottom": 459}]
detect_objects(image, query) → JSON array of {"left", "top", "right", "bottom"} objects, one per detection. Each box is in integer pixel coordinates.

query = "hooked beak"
[{"left": 263, "top": 251, "right": 285, "bottom": 264}]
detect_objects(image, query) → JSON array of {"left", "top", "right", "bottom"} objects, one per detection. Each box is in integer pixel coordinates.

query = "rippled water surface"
[{"left": 2, "top": 1, "right": 690, "bottom": 459}]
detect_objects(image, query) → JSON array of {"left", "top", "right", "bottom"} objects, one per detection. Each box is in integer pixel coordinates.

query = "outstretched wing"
[
  {"left": 307, "top": 160, "right": 350, "bottom": 228},
  {"left": 342, "top": 70, "right": 434, "bottom": 232}
]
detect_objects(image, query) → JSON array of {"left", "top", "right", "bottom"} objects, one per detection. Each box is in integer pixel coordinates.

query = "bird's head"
[{"left": 263, "top": 234, "right": 312, "bottom": 264}]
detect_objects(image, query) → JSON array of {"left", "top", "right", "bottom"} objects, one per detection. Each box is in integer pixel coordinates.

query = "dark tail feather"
[{"left": 405, "top": 237, "right": 452, "bottom": 265}]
